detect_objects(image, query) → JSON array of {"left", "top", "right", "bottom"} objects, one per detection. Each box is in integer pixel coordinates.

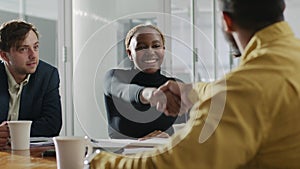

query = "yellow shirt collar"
[{"left": 241, "top": 21, "right": 293, "bottom": 64}]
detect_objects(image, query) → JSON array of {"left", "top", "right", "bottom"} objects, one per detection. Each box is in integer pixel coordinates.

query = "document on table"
[
  {"left": 30, "top": 137, "right": 54, "bottom": 147},
  {"left": 91, "top": 138, "right": 169, "bottom": 154},
  {"left": 128, "top": 138, "right": 170, "bottom": 147},
  {"left": 92, "top": 137, "right": 169, "bottom": 151}
]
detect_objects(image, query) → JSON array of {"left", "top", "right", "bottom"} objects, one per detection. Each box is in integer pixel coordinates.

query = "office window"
[
  {"left": 0, "top": 0, "right": 58, "bottom": 67},
  {"left": 170, "top": 0, "right": 236, "bottom": 83}
]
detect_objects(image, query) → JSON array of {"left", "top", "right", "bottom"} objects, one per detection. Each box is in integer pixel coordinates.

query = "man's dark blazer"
[{"left": 0, "top": 60, "right": 62, "bottom": 137}]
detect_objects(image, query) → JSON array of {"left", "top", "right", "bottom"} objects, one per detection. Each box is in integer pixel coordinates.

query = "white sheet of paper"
[
  {"left": 30, "top": 137, "right": 54, "bottom": 147},
  {"left": 92, "top": 137, "right": 169, "bottom": 148}
]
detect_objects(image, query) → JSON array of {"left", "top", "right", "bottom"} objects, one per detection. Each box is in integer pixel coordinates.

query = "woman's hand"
[
  {"left": 158, "top": 81, "right": 195, "bottom": 116},
  {"left": 140, "top": 86, "right": 181, "bottom": 116}
]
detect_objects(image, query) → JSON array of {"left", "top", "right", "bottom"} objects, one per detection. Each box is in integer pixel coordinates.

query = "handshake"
[{"left": 140, "top": 80, "right": 197, "bottom": 117}]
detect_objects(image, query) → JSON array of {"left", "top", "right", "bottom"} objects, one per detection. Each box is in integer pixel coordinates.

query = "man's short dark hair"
[
  {"left": 218, "top": 0, "right": 285, "bottom": 31},
  {"left": 0, "top": 20, "right": 39, "bottom": 52}
]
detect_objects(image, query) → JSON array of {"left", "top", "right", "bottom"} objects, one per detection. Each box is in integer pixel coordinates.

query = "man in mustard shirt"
[{"left": 91, "top": 0, "right": 300, "bottom": 168}]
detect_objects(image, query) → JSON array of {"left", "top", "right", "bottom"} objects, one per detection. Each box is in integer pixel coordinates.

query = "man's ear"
[
  {"left": 0, "top": 51, "right": 9, "bottom": 63},
  {"left": 126, "top": 49, "right": 133, "bottom": 61},
  {"left": 222, "top": 12, "right": 234, "bottom": 32}
]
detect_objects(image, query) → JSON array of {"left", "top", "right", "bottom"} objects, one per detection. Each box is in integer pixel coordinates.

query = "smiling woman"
[
  {"left": 103, "top": 24, "right": 186, "bottom": 139},
  {"left": 125, "top": 25, "right": 165, "bottom": 74}
]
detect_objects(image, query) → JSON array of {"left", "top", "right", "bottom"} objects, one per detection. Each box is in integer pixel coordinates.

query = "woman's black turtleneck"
[{"left": 103, "top": 68, "right": 183, "bottom": 139}]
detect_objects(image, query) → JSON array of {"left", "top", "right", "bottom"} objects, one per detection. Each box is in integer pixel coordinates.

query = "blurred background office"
[{"left": 1, "top": 0, "right": 299, "bottom": 139}]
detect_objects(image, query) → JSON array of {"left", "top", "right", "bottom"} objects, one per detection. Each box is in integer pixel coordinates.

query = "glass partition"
[
  {"left": 72, "top": 0, "right": 173, "bottom": 138},
  {"left": 71, "top": 0, "right": 300, "bottom": 139}
]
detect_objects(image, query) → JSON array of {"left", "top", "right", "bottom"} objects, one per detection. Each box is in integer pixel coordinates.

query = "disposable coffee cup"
[
  {"left": 53, "top": 136, "right": 93, "bottom": 169},
  {"left": 7, "top": 120, "right": 32, "bottom": 150}
]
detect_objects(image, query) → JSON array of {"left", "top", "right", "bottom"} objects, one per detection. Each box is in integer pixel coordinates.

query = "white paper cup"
[
  {"left": 7, "top": 120, "right": 32, "bottom": 150},
  {"left": 172, "top": 123, "right": 186, "bottom": 133},
  {"left": 53, "top": 136, "right": 93, "bottom": 169}
]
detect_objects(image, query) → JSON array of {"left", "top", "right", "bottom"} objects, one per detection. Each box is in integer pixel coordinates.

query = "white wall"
[{"left": 285, "top": 0, "right": 300, "bottom": 38}]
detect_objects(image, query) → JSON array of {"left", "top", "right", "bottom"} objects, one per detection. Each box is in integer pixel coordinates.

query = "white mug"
[
  {"left": 7, "top": 120, "right": 32, "bottom": 150},
  {"left": 53, "top": 136, "right": 93, "bottom": 169}
]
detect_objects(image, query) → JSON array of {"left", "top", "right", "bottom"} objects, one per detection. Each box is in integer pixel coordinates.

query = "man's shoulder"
[
  {"left": 35, "top": 60, "right": 58, "bottom": 75},
  {"left": 0, "top": 62, "right": 6, "bottom": 80},
  {"left": 37, "top": 60, "right": 57, "bottom": 70},
  {"left": 33, "top": 60, "right": 59, "bottom": 79},
  {"left": 0, "top": 62, "right": 5, "bottom": 72}
]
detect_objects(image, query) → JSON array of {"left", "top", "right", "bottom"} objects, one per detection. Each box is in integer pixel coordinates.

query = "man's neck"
[
  {"left": 13, "top": 75, "right": 27, "bottom": 84},
  {"left": 232, "top": 28, "right": 255, "bottom": 53},
  {"left": 6, "top": 66, "right": 27, "bottom": 84}
]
